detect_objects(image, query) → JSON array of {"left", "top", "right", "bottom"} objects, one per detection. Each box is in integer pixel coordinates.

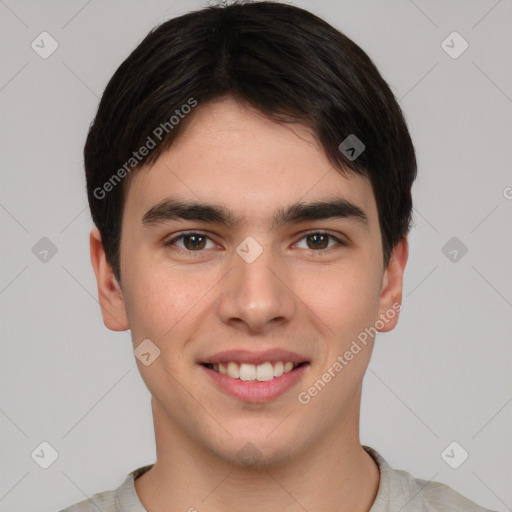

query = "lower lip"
[{"left": 200, "top": 364, "right": 309, "bottom": 403}]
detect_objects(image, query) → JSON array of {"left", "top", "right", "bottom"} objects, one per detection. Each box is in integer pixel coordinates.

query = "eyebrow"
[{"left": 141, "top": 196, "right": 369, "bottom": 230}]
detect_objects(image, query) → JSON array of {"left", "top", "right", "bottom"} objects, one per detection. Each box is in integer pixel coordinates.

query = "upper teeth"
[{"left": 212, "top": 361, "right": 297, "bottom": 381}]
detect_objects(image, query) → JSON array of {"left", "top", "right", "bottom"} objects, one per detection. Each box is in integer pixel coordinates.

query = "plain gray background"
[{"left": 1, "top": 0, "right": 511, "bottom": 511}]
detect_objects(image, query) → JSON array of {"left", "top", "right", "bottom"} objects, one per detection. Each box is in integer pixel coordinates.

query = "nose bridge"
[{"left": 217, "top": 235, "right": 295, "bottom": 331}]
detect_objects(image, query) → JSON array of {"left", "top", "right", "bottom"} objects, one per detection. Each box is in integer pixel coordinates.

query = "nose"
[{"left": 216, "top": 239, "right": 296, "bottom": 333}]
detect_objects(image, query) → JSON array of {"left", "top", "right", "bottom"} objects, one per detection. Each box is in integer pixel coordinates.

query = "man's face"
[{"left": 93, "top": 97, "right": 406, "bottom": 466}]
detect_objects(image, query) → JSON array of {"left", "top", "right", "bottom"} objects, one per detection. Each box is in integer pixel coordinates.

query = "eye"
[
  {"left": 163, "top": 230, "right": 347, "bottom": 254},
  {"left": 294, "top": 231, "right": 346, "bottom": 251},
  {"left": 164, "top": 232, "right": 216, "bottom": 252}
]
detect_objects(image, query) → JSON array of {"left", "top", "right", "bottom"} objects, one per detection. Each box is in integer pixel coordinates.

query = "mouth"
[
  {"left": 201, "top": 360, "right": 309, "bottom": 382},
  {"left": 199, "top": 354, "right": 310, "bottom": 403}
]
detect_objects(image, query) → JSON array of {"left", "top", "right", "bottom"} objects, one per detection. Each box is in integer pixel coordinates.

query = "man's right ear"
[{"left": 89, "top": 227, "right": 130, "bottom": 331}]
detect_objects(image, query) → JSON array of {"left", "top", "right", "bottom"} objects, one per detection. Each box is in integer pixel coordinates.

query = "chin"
[{"left": 208, "top": 433, "right": 302, "bottom": 470}]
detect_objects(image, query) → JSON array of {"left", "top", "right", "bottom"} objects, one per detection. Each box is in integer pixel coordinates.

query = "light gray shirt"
[{"left": 59, "top": 446, "right": 497, "bottom": 511}]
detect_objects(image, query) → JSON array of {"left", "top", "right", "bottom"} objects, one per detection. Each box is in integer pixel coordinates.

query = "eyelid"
[
  {"left": 293, "top": 229, "right": 348, "bottom": 245},
  {"left": 292, "top": 231, "right": 348, "bottom": 254},
  {"left": 164, "top": 230, "right": 218, "bottom": 248},
  {"left": 164, "top": 230, "right": 348, "bottom": 252}
]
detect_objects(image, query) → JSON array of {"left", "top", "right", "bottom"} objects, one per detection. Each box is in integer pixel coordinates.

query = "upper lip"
[{"left": 200, "top": 348, "right": 309, "bottom": 366}]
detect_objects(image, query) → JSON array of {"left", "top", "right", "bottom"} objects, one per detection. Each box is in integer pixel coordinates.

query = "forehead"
[{"left": 124, "top": 97, "right": 378, "bottom": 228}]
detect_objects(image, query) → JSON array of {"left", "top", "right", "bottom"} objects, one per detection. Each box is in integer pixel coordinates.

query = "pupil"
[
  {"left": 185, "top": 235, "right": 205, "bottom": 250},
  {"left": 309, "top": 234, "right": 327, "bottom": 249}
]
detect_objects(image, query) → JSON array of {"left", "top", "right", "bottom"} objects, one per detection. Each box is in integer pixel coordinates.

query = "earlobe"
[
  {"left": 376, "top": 237, "right": 408, "bottom": 333},
  {"left": 89, "top": 227, "right": 130, "bottom": 332}
]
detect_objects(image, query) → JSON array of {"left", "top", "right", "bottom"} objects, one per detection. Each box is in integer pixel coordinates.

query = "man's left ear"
[{"left": 376, "top": 237, "right": 408, "bottom": 333}]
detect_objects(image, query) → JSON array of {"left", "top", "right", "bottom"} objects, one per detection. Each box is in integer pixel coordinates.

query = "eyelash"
[{"left": 163, "top": 231, "right": 347, "bottom": 255}]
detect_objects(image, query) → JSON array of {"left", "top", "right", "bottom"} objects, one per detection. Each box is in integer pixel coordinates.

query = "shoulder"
[
  {"left": 58, "top": 464, "right": 153, "bottom": 512},
  {"left": 364, "top": 446, "right": 498, "bottom": 512},
  {"left": 393, "top": 467, "right": 497, "bottom": 511},
  {"left": 58, "top": 488, "right": 119, "bottom": 512}
]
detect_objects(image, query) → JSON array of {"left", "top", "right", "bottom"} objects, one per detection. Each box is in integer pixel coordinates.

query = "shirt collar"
[{"left": 118, "top": 446, "right": 392, "bottom": 512}]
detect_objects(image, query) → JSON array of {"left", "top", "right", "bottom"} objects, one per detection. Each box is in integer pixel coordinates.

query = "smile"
[
  {"left": 200, "top": 361, "right": 310, "bottom": 403},
  {"left": 202, "top": 361, "right": 306, "bottom": 381}
]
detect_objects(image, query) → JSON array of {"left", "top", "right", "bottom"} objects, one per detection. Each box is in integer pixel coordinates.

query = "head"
[{"left": 88, "top": 1, "right": 415, "bottom": 467}]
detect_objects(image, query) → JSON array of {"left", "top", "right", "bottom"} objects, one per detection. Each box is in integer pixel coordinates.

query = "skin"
[{"left": 90, "top": 96, "right": 408, "bottom": 512}]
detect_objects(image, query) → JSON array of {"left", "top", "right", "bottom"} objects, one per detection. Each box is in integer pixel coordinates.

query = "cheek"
[
  {"left": 122, "top": 256, "right": 221, "bottom": 342},
  {"left": 121, "top": 254, "right": 177, "bottom": 337},
  {"left": 293, "top": 262, "right": 381, "bottom": 338}
]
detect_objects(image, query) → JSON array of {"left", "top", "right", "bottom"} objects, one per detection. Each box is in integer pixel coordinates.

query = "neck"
[{"left": 135, "top": 398, "right": 379, "bottom": 512}]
